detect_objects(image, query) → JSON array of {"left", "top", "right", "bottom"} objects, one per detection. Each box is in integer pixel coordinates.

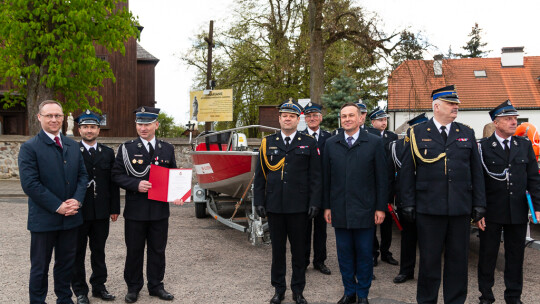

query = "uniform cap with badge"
[
  {"left": 407, "top": 113, "right": 428, "bottom": 126},
  {"left": 368, "top": 106, "right": 389, "bottom": 120},
  {"left": 75, "top": 109, "right": 102, "bottom": 125},
  {"left": 278, "top": 99, "right": 303, "bottom": 116},
  {"left": 431, "top": 85, "right": 460, "bottom": 104},
  {"left": 489, "top": 99, "right": 519, "bottom": 121},
  {"left": 355, "top": 101, "right": 368, "bottom": 113},
  {"left": 303, "top": 102, "right": 323, "bottom": 114},
  {"left": 135, "top": 106, "right": 160, "bottom": 124}
]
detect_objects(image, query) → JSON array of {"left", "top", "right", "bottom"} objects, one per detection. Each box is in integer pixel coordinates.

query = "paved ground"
[{"left": 1, "top": 179, "right": 540, "bottom": 304}]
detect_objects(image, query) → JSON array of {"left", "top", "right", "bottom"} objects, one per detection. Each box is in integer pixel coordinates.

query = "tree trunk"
[
  {"left": 309, "top": 0, "right": 325, "bottom": 105},
  {"left": 26, "top": 64, "right": 54, "bottom": 135}
]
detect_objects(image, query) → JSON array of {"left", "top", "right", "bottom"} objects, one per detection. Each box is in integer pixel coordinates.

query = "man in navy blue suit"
[{"left": 19, "top": 100, "right": 88, "bottom": 304}]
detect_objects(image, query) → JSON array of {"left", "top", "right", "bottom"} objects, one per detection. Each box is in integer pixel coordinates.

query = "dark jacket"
[
  {"left": 112, "top": 137, "right": 176, "bottom": 221},
  {"left": 79, "top": 142, "right": 120, "bottom": 220},
  {"left": 19, "top": 131, "right": 88, "bottom": 232},
  {"left": 388, "top": 138, "right": 406, "bottom": 206},
  {"left": 300, "top": 128, "right": 331, "bottom": 158},
  {"left": 254, "top": 132, "right": 322, "bottom": 213},
  {"left": 400, "top": 119, "right": 486, "bottom": 216},
  {"left": 479, "top": 134, "right": 540, "bottom": 224},
  {"left": 367, "top": 127, "right": 398, "bottom": 155},
  {"left": 323, "top": 128, "right": 388, "bottom": 229}
]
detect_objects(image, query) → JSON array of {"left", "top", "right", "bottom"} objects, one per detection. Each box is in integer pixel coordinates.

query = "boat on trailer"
[{"left": 190, "top": 125, "right": 280, "bottom": 245}]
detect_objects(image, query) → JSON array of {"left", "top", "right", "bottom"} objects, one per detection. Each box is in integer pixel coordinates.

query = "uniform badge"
[
  {"left": 457, "top": 138, "right": 469, "bottom": 142},
  {"left": 155, "top": 161, "right": 159, "bottom": 165},
  {"left": 85, "top": 109, "right": 90, "bottom": 114},
  {"left": 297, "top": 137, "right": 301, "bottom": 141},
  {"left": 513, "top": 140, "right": 517, "bottom": 145},
  {"left": 427, "top": 128, "right": 431, "bottom": 131},
  {"left": 141, "top": 107, "right": 146, "bottom": 112},
  {"left": 80, "top": 147, "right": 84, "bottom": 152},
  {"left": 137, "top": 143, "right": 142, "bottom": 148},
  {"left": 132, "top": 159, "right": 137, "bottom": 164},
  {"left": 158, "top": 143, "right": 162, "bottom": 148},
  {"left": 276, "top": 137, "right": 280, "bottom": 140},
  {"left": 492, "top": 142, "right": 497, "bottom": 147},
  {"left": 138, "top": 160, "right": 143, "bottom": 164},
  {"left": 421, "top": 138, "right": 432, "bottom": 142},
  {"left": 405, "top": 136, "right": 410, "bottom": 142},
  {"left": 98, "top": 147, "right": 102, "bottom": 152},
  {"left": 507, "top": 100, "right": 512, "bottom": 106},
  {"left": 456, "top": 129, "right": 460, "bottom": 132},
  {"left": 384, "top": 134, "right": 387, "bottom": 138}
]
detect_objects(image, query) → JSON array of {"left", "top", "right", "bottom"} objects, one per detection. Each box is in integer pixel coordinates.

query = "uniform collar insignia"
[
  {"left": 80, "top": 147, "right": 84, "bottom": 152},
  {"left": 513, "top": 139, "right": 518, "bottom": 145},
  {"left": 492, "top": 141, "right": 497, "bottom": 147},
  {"left": 137, "top": 143, "right": 142, "bottom": 148},
  {"left": 158, "top": 143, "right": 162, "bottom": 148},
  {"left": 141, "top": 107, "right": 146, "bottom": 112},
  {"left": 98, "top": 147, "right": 102, "bottom": 152}
]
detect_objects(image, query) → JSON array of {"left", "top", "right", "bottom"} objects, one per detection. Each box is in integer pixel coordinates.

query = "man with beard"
[
  {"left": 71, "top": 110, "right": 120, "bottom": 304},
  {"left": 254, "top": 100, "right": 322, "bottom": 304},
  {"left": 400, "top": 85, "right": 486, "bottom": 304}
]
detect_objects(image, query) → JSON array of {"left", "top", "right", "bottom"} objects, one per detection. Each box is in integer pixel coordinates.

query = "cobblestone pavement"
[{"left": 1, "top": 181, "right": 540, "bottom": 303}]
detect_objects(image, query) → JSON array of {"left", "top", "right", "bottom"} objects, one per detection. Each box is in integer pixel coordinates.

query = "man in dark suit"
[
  {"left": 390, "top": 113, "right": 428, "bottom": 284},
  {"left": 254, "top": 100, "right": 322, "bottom": 304},
  {"left": 367, "top": 107, "right": 399, "bottom": 267},
  {"left": 323, "top": 102, "right": 387, "bottom": 304},
  {"left": 476, "top": 100, "right": 540, "bottom": 304},
  {"left": 300, "top": 102, "right": 331, "bottom": 275},
  {"left": 112, "top": 106, "right": 183, "bottom": 303},
  {"left": 71, "top": 110, "right": 120, "bottom": 304},
  {"left": 400, "top": 85, "right": 486, "bottom": 304},
  {"left": 18, "top": 100, "right": 89, "bottom": 304}
]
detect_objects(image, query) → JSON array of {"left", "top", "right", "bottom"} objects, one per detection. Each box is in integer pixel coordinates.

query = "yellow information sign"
[{"left": 189, "top": 89, "right": 233, "bottom": 122}]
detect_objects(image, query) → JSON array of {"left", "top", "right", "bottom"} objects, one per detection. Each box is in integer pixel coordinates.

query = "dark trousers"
[
  {"left": 397, "top": 209, "right": 417, "bottom": 276},
  {"left": 30, "top": 227, "right": 78, "bottom": 304},
  {"left": 373, "top": 210, "right": 393, "bottom": 258},
  {"left": 416, "top": 214, "right": 470, "bottom": 304},
  {"left": 71, "top": 218, "right": 110, "bottom": 296},
  {"left": 334, "top": 227, "right": 374, "bottom": 298},
  {"left": 267, "top": 212, "right": 308, "bottom": 295},
  {"left": 305, "top": 211, "right": 327, "bottom": 266},
  {"left": 124, "top": 218, "right": 169, "bottom": 293},
  {"left": 478, "top": 222, "right": 527, "bottom": 304}
]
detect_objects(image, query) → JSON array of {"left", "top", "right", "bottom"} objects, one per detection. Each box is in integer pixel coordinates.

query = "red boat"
[{"left": 190, "top": 125, "right": 280, "bottom": 245}]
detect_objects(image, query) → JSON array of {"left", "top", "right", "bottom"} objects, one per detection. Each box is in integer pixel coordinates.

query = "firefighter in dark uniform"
[
  {"left": 476, "top": 100, "right": 540, "bottom": 304},
  {"left": 367, "top": 107, "right": 399, "bottom": 267},
  {"left": 300, "top": 102, "right": 332, "bottom": 275},
  {"left": 112, "top": 106, "right": 183, "bottom": 303},
  {"left": 390, "top": 113, "right": 428, "bottom": 284},
  {"left": 254, "top": 100, "right": 322, "bottom": 304},
  {"left": 71, "top": 110, "right": 120, "bottom": 304},
  {"left": 400, "top": 85, "right": 486, "bottom": 304}
]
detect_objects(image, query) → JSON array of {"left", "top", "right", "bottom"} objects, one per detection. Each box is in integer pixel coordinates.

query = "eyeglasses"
[{"left": 40, "top": 114, "right": 64, "bottom": 120}]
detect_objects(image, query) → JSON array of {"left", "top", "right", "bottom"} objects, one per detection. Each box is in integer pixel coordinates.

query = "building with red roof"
[{"left": 387, "top": 47, "right": 540, "bottom": 135}]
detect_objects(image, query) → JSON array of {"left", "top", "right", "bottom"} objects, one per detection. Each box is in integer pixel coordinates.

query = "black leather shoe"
[
  {"left": 270, "top": 292, "right": 285, "bottom": 304},
  {"left": 373, "top": 256, "right": 378, "bottom": 267},
  {"left": 149, "top": 289, "right": 174, "bottom": 301},
  {"left": 381, "top": 256, "right": 399, "bottom": 265},
  {"left": 314, "top": 263, "right": 331, "bottom": 275},
  {"left": 337, "top": 294, "right": 357, "bottom": 304},
  {"left": 393, "top": 273, "right": 414, "bottom": 284},
  {"left": 125, "top": 292, "right": 138, "bottom": 303},
  {"left": 92, "top": 289, "right": 116, "bottom": 301},
  {"left": 293, "top": 293, "right": 308, "bottom": 304},
  {"left": 76, "top": 295, "right": 90, "bottom": 304},
  {"left": 358, "top": 298, "right": 370, "bottom": 304}
]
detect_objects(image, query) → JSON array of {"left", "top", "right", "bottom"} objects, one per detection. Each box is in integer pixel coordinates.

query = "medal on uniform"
[
  {"left": 424, "top": 149, "right": 427, "bottom": 156},
  {"left": 456, "top": 128, "right": 460, "bottom": 132},
  {"left": 155, "top": 161, "right": 159, "bottom": 165},
  {"left": 138, "top": 160, "right": 143, "bottom": 164},
  {"left": 132, "top": 159, "right": 137, "bottom": 164}
]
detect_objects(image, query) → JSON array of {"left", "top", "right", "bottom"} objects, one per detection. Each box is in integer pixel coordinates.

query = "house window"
[
  {"left": 474, "top": 70, "right": 487, "bottom": 78},
  {"left": 517, "top": 118, "right": 528, "bottom": 125},
  {"left": 100, "top": 114, "right": 108, "bottom": 127}
]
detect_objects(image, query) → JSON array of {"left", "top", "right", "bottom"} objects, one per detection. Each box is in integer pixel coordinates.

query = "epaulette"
[
  {"left": 410, "top": 120, "right": 428, "bottom": 128},
  {"left": 478, "top": 137, "right": 489, "bottom": 142},
  {"left": 514, "top": 135, "right": 529, "bottom": 141},
  {"left": 456, "top": 122, "right": 473, "bottom": 130},
  {"left": 125, "top": 139, "right": 136, "bottom": 144},
  {"left": 304, "top": 133, "right": 314, "bottom": 139}
]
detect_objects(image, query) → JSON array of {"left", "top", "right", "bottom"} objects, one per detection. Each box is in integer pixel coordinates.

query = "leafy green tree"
[
  {"left": 391, "top": 30, "right": 427, "bottom": 69},
  {"left": 0, "top": 0, "right": 139, "bottom": 134},
  {"left": 156, "top": 112, "right": 186, "bottom": 138},
  {"left": 458, "top": 23, "right": 490, "bottom": 58}
]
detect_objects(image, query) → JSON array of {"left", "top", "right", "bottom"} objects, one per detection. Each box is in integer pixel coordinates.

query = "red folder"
[{"left": 148, "top": 165, "right": 192, "bottom": 202}]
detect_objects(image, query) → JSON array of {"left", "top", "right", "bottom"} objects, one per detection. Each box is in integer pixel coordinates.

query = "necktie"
[
  {"left": 440, "top": 126, "right": 447, "bottom": 143},
  {"left": 347, "top": 136, "right": 354, "bottom": 147},
  {"left": 503, "top": 139, "right": 510, "bottom": 162},
  {"left": 89, "top": 147, "right": 96, "bottom": 159},
  {"left": 54, "top": 136, "right": 62, "bottom": 149},
  {"left": 313, "top": 132, "right": 318, "bottom": 141},
  {"left": 285, "top": 137, "right": 291, "bottom": 149},
  {"left": 148, "top": 142, "right": 154, "bottom": 157}
]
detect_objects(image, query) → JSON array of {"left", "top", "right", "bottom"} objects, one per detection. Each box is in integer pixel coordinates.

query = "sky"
[{"left": 129, "top": 0, "right": 540, "bottom": 125}]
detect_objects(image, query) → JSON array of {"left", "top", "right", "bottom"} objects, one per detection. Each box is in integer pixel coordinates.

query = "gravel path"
[{"left": 1, "top": 199, "right": 539, "bottom": 304}]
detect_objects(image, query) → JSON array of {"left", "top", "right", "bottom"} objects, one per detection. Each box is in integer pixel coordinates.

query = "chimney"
[
  {"left": 433, "top": 55, "right": 443, "bottom": 76},
  {"left": 501, "top": 47, "right": 524, "bottom": 67}
]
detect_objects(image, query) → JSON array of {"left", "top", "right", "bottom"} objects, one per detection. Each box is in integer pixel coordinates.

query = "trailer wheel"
[{"left": 195, "top": 202, "right": 207, "bottom": 218}]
